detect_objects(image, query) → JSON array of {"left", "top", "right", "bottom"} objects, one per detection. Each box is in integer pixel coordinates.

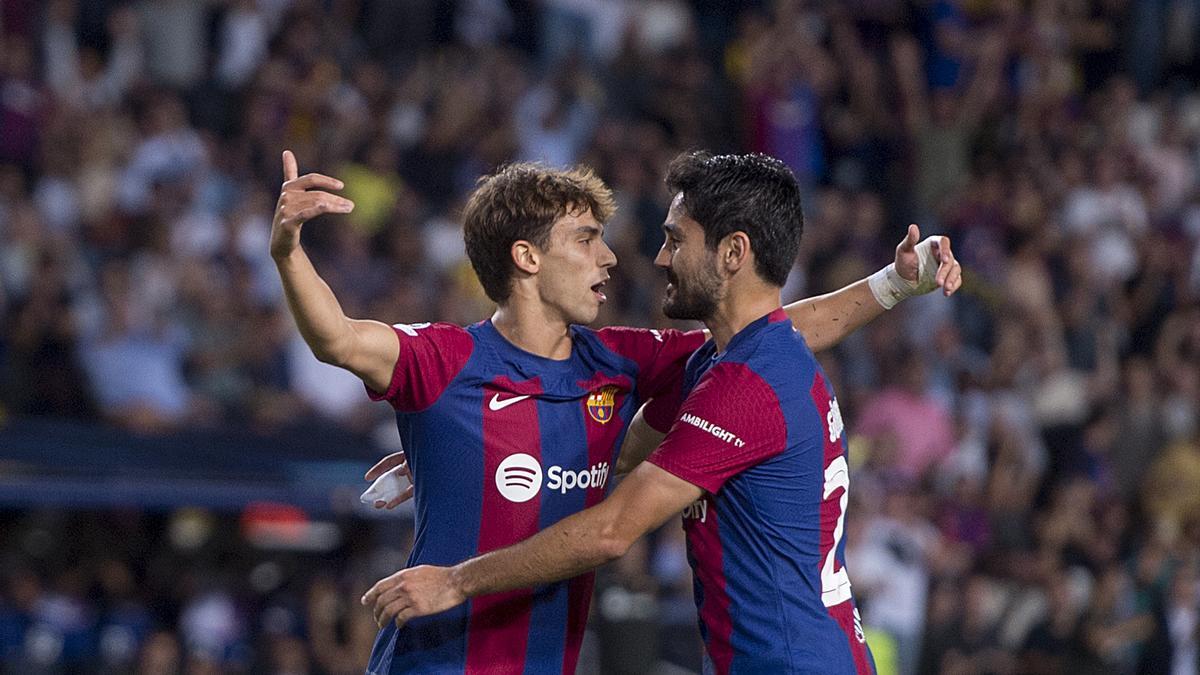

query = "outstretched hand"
[
  {"left": 361, "top": 565, "right": 465, "bottom": 629},
  {"left": 894, "top": 224, "right": 962, "bottom": 296},
  {"left": 270, "top": 150, "right": 354, "bottom": 260}
]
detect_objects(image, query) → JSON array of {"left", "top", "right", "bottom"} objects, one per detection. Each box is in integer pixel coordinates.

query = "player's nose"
[
  {"left": 598, "top": 239, "right": 617, "bottom": 269},
  {"left": 653, "top": 240, "right": 670, "bottom": 269}
]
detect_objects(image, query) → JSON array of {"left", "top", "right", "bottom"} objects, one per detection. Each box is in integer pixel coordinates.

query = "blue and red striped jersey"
[
  {"left": 364, "top": 319, "right": 704, "bottom": 675},
  {"left": 647, "top": 308, "right": 875, "bottom": 675}
]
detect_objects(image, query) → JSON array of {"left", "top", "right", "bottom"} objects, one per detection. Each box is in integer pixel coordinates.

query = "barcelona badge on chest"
[{"left": 586, "top": 386, "right": 618, "bottom": 424}]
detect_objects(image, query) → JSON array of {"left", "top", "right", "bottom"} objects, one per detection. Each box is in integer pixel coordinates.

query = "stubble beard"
[{"left": 662, "top": 263, "right": 723, "bottom": 322}]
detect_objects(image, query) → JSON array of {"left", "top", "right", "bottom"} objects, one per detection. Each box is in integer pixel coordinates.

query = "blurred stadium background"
[{"left": 1, "top": 0, "right": 1199, "bottom": 673}]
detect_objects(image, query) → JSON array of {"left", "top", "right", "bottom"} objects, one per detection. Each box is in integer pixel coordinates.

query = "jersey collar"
[{"left": 721, "top": 307, "right": 789, "bottom": 355}]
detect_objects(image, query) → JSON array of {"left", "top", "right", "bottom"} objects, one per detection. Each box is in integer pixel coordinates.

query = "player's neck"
[
  {"left": 491, "top": 303, "right": 574, "bottom": 360},
  {"left": 704, "top": 286, "right": 782, "bottom": 353}
]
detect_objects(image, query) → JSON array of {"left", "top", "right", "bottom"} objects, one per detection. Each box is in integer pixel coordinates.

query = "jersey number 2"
[{"left": 821, "top": 455, "right": 852, "bottom": 607}]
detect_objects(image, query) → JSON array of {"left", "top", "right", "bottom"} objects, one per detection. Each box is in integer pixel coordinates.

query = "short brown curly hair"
[{"left": 462, "top": 163, "right": 615, "bottom": 304}]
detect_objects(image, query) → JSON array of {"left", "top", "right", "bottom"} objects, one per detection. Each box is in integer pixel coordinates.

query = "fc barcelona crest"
[{"left": 586, "top": 386, "right": 618, "bottom": 424}]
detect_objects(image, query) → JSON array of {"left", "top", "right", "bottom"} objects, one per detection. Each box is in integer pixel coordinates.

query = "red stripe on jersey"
[
  {"left": 827, "top": 601, "right": 873, "bottom": 674},
  {"left": 686, "top": 496, "right": 734, "bottom": 674},
  {"left": 466, "top": 376, "right": 545, "bottom": 675},
  {"left": 562, "top": 376, "right": 631, "bottom": 675},
  {"left": 366, "top": 323, "right": 474, "bottom": 412},
  {"left": 811, "top": 372, "right": 872, "bottom": 674}
]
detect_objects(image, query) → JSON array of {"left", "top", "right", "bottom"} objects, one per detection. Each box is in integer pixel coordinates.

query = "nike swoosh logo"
[{"left": 488, "top": 394, "right": 532, "bottom": 411}]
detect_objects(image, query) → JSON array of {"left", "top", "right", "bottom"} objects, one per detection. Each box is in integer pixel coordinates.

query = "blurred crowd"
[
  {"left": 0, "top": 510, "right": 391, "bottom": 675},
  {"left": 2, "top": 0, "right": 1200, "bottom": 673}
]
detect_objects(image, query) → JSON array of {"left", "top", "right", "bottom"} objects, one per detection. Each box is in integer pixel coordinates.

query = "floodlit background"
[{"left": 1, "top": 1, "right": 1199, "bottom": 673}]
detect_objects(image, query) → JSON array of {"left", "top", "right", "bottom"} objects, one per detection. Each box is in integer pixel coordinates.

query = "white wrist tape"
[
  {"left": 360, "top": 465, "right": 408, "bottom": 505},
  {"left": 867, "top": 237, "right": 940, "bottom": 309}
]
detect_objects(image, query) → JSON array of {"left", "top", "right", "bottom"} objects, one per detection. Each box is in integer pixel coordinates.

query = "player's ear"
[
  {"left": 512, "top": 240, "right": 540, "bottom": 275},
  {"left": 721, "top": 231, "right": 751, "bottom": 273}
]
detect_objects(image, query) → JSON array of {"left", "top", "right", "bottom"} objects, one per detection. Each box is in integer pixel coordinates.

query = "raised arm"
[
  {"left": 271, "top": 150, "right": 398, "bottom": 393},
  {"left": 616, "top": 225, "right": 962, "bottom": 476},
  {"left": 782, "top": 280, "right": 881, "bottom": 354},
  {"left": 784, "top": 224, "right": 961, "bottom": 352},
  {"left": 361, "top": 461, "right": 700, "bottom": 628}
]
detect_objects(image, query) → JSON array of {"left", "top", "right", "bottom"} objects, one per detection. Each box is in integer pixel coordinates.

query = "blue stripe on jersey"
[
  {"left": 521, "top": 397, "right": 588, "bottom": 673},
  {"left": 402, "top": 392, "right": 486, "bottom": 566},
  {"left": 368, "top": 382, "right": 487, "bottom": 674}
]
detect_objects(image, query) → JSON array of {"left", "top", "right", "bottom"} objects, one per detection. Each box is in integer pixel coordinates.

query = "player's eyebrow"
[
  {"left": 662, "top": 221, "right": 681, "bottom": 237},
  {"left": 574, "top": 224, "right": 603, "bottom": 238}
]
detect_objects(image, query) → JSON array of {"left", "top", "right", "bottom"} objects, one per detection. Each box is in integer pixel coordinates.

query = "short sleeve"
[
  {"left": 595, "top": 327, "right": 705, "bottom": 431},
  {"left": 646, "top": 362, "right": 788, "bottom": 494},
  {"left": 641, "top": 380, "right": 685, "bottom": 433},
  {"left": 365, "top": 322, "right": 474, "bottom": 412}
]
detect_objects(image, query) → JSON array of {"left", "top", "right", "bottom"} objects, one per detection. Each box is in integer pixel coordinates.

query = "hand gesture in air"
[
  {"left": 894, "top": 224, "right": 962, "bottom": 296},
  {"left": 270, "top": 150, "right": 354, "bottom": 260}
]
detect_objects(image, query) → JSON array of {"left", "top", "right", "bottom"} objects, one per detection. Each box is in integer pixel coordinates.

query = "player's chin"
[{"left": 569, "top": 302, "right": 602, "bottom": 326}]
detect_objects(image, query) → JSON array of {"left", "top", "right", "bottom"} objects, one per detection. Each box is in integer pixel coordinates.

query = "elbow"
[{"left": 309, "top": 333, "right": 356, "bottom": 368}]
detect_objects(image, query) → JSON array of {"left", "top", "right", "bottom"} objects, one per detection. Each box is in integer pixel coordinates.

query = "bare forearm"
[
  {"left": 785, "top": 279, "right": 882, "bottom": 352},
  {"left": 615, "top": 406, "right": 665, "bottom": 474},
  {"left": 363, "top": 465, "right": 701, "bottom": 627},
  {"left": 450, "top": 509, "right": 623, "bottom": 598},
  {"left": 268, "top": 153, "right": 399, "bottom": 393},
  {"left": 275, "top": 248, "right": 355, "bottom": 363}
]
